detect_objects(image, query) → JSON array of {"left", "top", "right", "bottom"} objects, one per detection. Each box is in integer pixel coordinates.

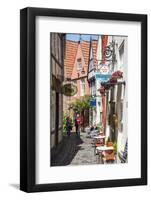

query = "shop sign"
[
  {"left": 90, "top": 98, "right": 96, "bottom": 106},
  {"left": 96, "top": 64, "right": 111, "bottom": 82},
  {"left": 95, "top": 73, "right": 111, "bottom": 82},
  {"left": 62, "top": 83, "right": 78, "bottom": 96},
  {"left": 100, "top": 64, "right": 110, "bottom": 74}
]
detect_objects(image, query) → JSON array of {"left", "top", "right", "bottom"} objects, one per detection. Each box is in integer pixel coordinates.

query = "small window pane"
[{"left": 77, "top": 58, "right": 82, "bottom": 70}]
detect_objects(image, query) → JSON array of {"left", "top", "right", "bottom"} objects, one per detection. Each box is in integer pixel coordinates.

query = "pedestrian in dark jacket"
[{"left": 66, "top": 117, "right": 72, "bottom": 137}]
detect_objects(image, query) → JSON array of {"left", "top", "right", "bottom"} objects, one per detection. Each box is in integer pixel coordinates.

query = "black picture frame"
[{"left": 20, "top": 7, "right": 147, "bottom": 192}]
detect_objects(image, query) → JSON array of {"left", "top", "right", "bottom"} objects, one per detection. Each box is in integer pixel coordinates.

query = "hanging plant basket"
[
  {"left": 98, "top": 70, "right": 123, "bottom": 93},
  {"left": 111, "top": 70, "right": 123, "bottom": 78}
]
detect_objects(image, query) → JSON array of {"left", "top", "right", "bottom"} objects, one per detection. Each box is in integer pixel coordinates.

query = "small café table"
[
  {"left": 96, "top": 146, "right": 114, "bottom": 163},
  {"left": 93, "top": 135, "right": 106, "bottom": 146},
  {"left": 93, "top": 135, "right": 105, "bottom": 139},
  {"left": 96, "top": 146, "right": 114, "bottom": 151}
]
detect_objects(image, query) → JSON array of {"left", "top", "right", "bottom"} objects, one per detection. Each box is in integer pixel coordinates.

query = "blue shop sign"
[
  {"left": 90, "top": 98, "right": 96, "bottom": 106},
  {"left": 95, "top": 72, "right": 111, "bottom": 82}
]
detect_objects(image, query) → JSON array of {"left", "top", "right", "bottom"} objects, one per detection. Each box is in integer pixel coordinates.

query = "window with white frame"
[
  {"left": 80, "top": 78, "right": 85, "bottom": 96},
  {"left": 92, "top": 79, "right": 96, "bottom": 96},
  {"left": 90, "top": 80, "right": 96, "bottom": 96},
  {"left": 77, "top": 58, "right": 82, "bottom": 70}
]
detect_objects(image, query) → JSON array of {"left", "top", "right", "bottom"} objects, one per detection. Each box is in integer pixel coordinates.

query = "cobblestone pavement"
[
  {"left": 51, "top": 132, "right": 98, "bottom": 166},
  {"left": 70, "top": 132, "right": 98, "bottom": 165}
]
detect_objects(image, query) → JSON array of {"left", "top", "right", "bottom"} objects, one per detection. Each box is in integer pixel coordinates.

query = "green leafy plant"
[
  {"left": 96, "top": 123, "right": 104, "bottom": 132},
  {"left": 70, "top": 95, "right": 92, "bottom": 114},
  {"left": 63, "top": 113, "right": 68, "bottom": 133},
  {"left": 113, "top": 142, "right": 118, "bottom": 154},
  {"left": 69, "top": 95, "right": 92, "bottom": 131}
]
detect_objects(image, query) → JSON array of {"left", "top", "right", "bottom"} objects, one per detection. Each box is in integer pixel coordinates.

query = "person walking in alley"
[
  {"left": 75, "top": 114, "right": 81, "bottom": 137},
  {"left": 66, "top": 117, "right": 72, "bottom": 137}
]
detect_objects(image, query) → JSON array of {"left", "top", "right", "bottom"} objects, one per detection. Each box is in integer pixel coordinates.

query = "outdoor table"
[
  {"left": 93, "top": 135, "right": 106, "bottom": 146},
  {"left": 96, "top": 146, "right": 114, "bottom": 151},
  {"left": 93, "top": 135, "right": 105, "bottom": 139},
  {"left": 96, "top": 146, "right": 114, "bottom": 164}
]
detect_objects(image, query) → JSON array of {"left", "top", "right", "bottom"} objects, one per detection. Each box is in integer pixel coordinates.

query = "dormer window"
[{"left": 77, "top": 58, "right": 82, "bottom": 70}]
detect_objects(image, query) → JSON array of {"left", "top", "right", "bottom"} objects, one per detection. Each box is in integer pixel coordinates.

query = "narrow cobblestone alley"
[{"left": 51, "top": 132, "right": 98, "bottom": 166}]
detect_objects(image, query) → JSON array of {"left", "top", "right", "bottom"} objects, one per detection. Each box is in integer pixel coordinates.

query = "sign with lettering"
[
  {"left": 96, "top": 64, "right": 111, "bottom": 82},
  {"left": 95, "top": 73, "right": 111, "bottom": 82}
]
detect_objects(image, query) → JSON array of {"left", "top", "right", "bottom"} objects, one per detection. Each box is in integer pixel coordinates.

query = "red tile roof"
[
  {"left": 91, "top": 40, "right": 98, "bottom": 67},
  {"left": 64, "top": 40, "right": 78, "bottom": 78},
  {"left": 102, "top": 35, "right": 108, "bottom": 63},
  {"left": 64, "top": 39, "right": 98, "bottom": 78},
  {"left": 80, "top": 41, "right": 90, "bottom": 66}
]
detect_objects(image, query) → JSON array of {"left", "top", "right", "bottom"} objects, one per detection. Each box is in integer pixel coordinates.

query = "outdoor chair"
[
  {"left": 90, "top": 130, "right": 99, "bottom": 138},
  {"left": 85, "top": 127, "right": 91, "bottom": 136},
  {"left": 100, "top": 150, "right": 115, "bottom": 164},
  {"left": 94, "top": 138, "right": 105, "bottom": 155}
]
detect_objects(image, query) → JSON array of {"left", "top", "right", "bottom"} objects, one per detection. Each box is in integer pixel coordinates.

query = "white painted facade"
[
  {"left": 104, "top": 36, "right": 128, "bottom": 161},
  {"left": 88, "top": 36, "right": 128, "bottom": 161},
  {"left": 95, "top": 36, "right": 103, "bottom": 125},
  {"left": 88, "top": 38, "right": 102, "bottom": 126},
  {"left": 115, "top": 36, "right": 128, "bottom": 159}
]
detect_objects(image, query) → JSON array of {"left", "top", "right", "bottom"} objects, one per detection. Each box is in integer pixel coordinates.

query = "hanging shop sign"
[
  {"left": 62, "top": 83, "right": 78, "bottom": 96},
  {"left": 95, "top": 64, "right": 111, "bottom": 82},
  {"left": 100, "top": 64, "right": 110, "bottom": 74},
  {"left": 95, "top": 73, "right": 111, "bottom": 82}
]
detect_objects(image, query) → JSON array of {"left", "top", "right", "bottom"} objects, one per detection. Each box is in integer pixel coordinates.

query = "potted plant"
[
  {"left": 106, "top": 137, "right": 113, "bottom": 147},
  {"left": 113, "top": 142, "right": 117, "bottom": 155}
]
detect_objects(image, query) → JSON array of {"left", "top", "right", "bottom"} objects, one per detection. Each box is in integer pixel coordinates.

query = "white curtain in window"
[{"left": 80, "top": 78, "right": 85, "bottom": 96}]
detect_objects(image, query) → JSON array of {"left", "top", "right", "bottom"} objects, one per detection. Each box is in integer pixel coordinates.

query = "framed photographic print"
[{"left": 20, "top": 7, "right": 147, "bottom": 192}]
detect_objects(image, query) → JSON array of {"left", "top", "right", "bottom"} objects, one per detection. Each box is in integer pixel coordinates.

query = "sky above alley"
[{"left": 66, "top": 33, "right": 98, "bottom": 41}]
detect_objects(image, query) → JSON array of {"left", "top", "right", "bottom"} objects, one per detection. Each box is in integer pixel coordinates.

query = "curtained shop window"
[
  {"left": 59, "top": 93, "right": 63, "bottom": 128},
  {"left": 90, "top": 79, "right": 96, "bottom": 96},
  {"left": 119, "top": 42, "right": 124, "bottom": 69},
  {"left": 50, "top": 90, "right": 56, "bottom": 132},
  {"left": 119, "top": 101, "right": 123, "bottom": 132},
  {"left": 117, "top": 84, "right": 124, "bottom": 132}
]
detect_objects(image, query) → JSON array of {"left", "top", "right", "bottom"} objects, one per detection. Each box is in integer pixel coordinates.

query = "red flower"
[{"left": 111, "top": 70, "right": 123, "bottom": 79}]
